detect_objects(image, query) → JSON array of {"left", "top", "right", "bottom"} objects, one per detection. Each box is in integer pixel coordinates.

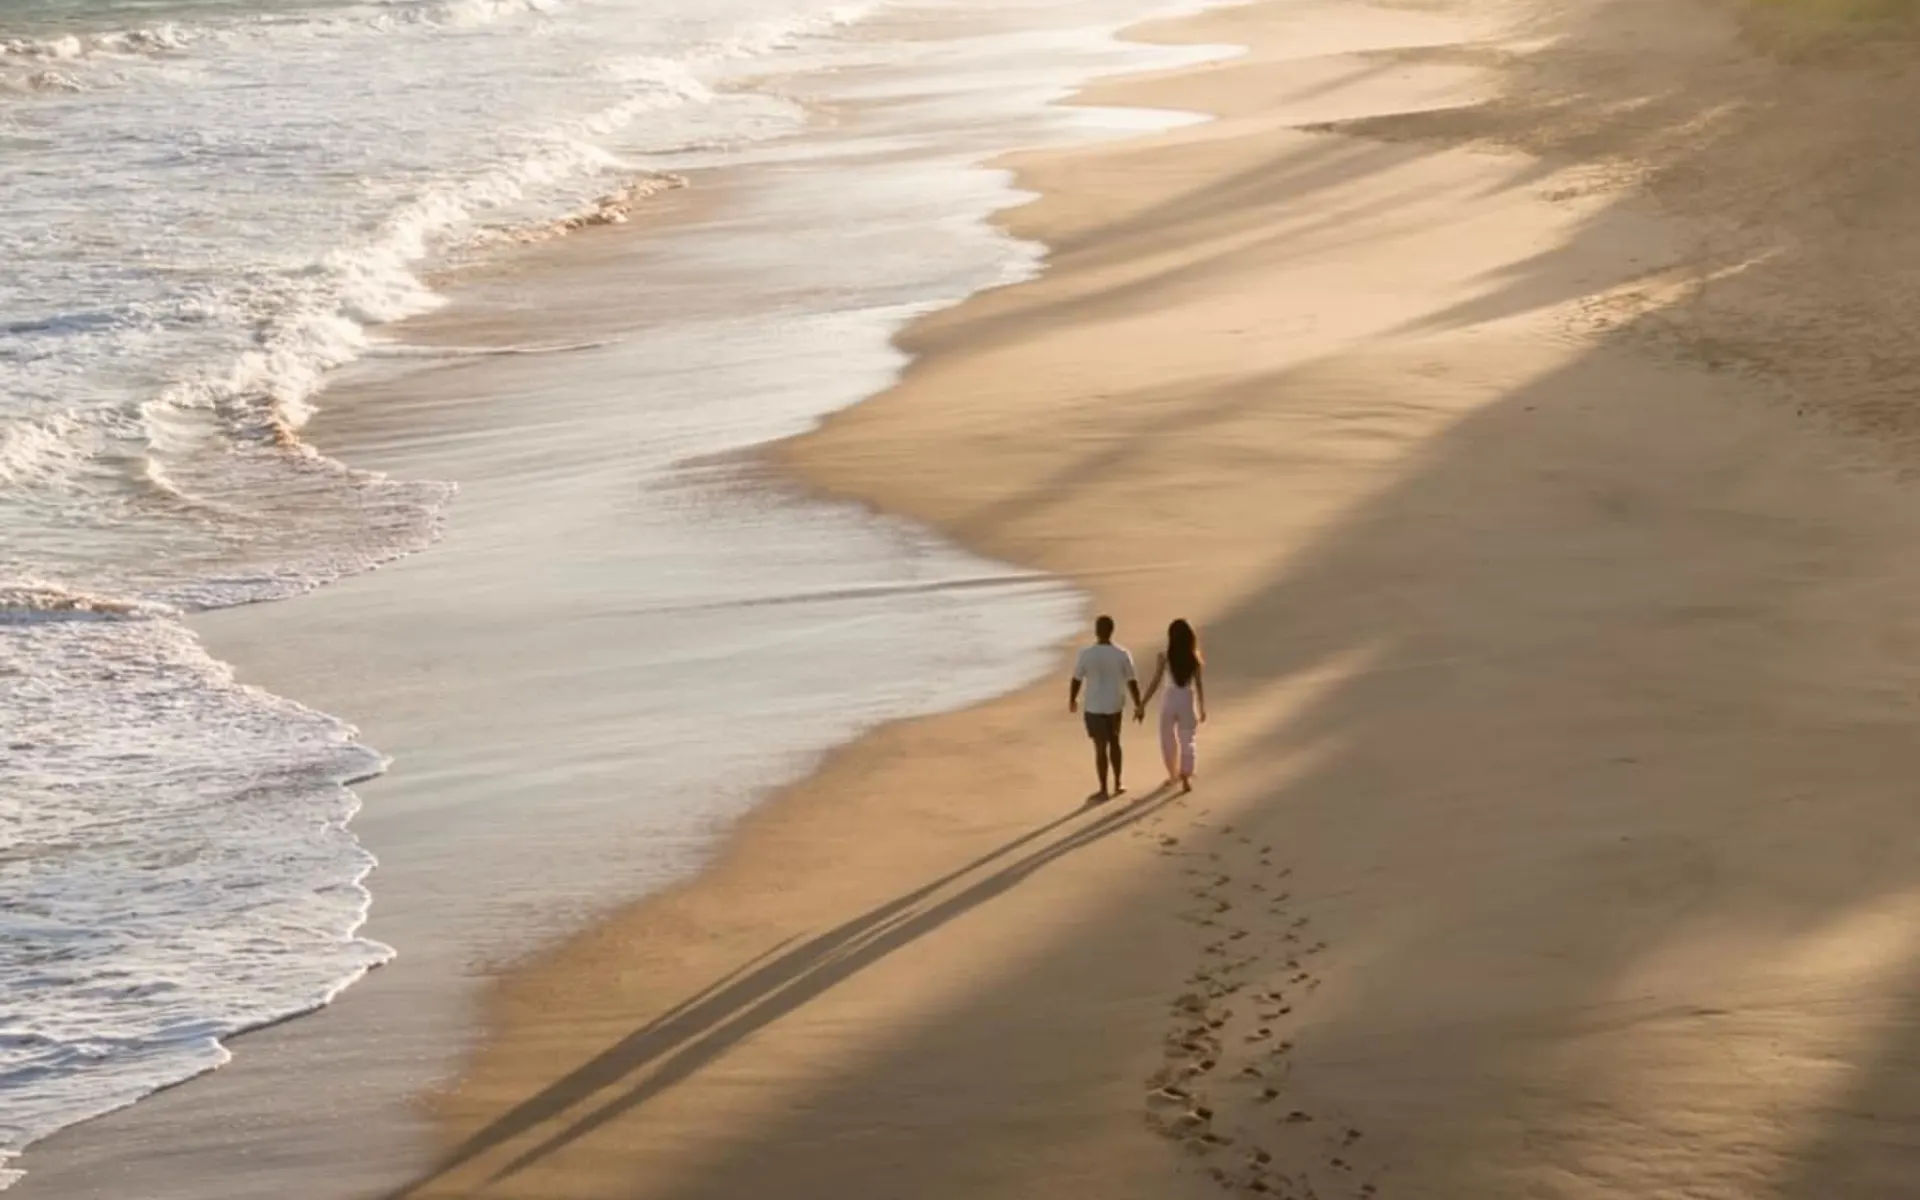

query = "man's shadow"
[{"left": 387, "top": 782, "right": 1180, "bottom": 1195}]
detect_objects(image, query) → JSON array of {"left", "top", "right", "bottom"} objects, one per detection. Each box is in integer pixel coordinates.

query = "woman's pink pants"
[{"left": 1160, "top": 685, "right": 1198, "bottom": 778}]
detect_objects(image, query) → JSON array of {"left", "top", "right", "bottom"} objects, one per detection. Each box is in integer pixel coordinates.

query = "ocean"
[{"left": 0, "top": 0, "right": 1231, "bottom": 1186}]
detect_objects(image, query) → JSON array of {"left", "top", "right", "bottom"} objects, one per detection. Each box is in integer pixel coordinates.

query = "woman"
[{"left": 1137, "top": 618, "right": 1207, "bottom": 792}]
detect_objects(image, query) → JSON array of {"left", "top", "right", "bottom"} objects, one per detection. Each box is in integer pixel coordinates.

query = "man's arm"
[
  {"left": 1126, "top": 653, "right": 1144, "bottom": 713},
  {"left": 1138, "top": 654, "right": 1164, "bottom": 712},
  {"left": 1069, "top": 676, "right": 1083, "bottom": 713}
]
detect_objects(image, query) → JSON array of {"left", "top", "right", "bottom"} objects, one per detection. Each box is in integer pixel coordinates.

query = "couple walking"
[{"left": 1067, "top": 614, "right": 1207, "bottom": 800}]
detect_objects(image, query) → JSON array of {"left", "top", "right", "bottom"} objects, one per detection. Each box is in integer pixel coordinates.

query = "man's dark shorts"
[{"left": 1083, "top": 711, "right": 1123, "bottom": 742}]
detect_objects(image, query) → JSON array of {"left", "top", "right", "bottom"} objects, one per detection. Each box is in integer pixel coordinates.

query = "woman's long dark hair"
[{"left": 1167, "top": 619, "right": 1202, "bottom": 687}]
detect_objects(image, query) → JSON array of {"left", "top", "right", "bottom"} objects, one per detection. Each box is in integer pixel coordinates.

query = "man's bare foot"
[{"left": 1113, "top": 784, "right": 1127, "bottom": 798}]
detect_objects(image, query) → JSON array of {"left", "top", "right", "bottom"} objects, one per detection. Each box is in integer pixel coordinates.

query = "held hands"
[{"left": 1133, "top": 705, "right": 1146, "bottom": 723}]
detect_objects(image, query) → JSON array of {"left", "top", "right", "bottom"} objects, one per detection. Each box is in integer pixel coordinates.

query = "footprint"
[{"left": 1286, "top": 1111, "right": 1314, "bottom": 1124}]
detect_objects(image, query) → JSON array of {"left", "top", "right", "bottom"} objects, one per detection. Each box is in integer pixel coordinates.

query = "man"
[{"left": 1069, "top": 614, "right": 1144, "bottom": 800}]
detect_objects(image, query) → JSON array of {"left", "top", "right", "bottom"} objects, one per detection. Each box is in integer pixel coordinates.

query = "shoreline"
[
  {"left": 26, "top": 0, "right": 1920, "bottom": 1195},
  {"left": 5, "top": 5, "right": 1235, "bottom": 1196}
]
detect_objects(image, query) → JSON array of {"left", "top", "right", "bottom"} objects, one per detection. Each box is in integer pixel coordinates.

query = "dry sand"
[{"left": 145, "top": 0, "right": 1920, "bottom": 1197}]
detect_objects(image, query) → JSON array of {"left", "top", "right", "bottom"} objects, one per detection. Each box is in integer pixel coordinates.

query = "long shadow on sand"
[{"left": 384, "top": 785, "right": 1178, "bottom": 1195}]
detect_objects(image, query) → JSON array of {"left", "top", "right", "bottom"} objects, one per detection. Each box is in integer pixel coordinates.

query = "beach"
[
  {"left": 18, "top": 0, "right": 1920, "bottom": 1195},
  {"left": 395, "top": 1, "right": 1920, "bottom": 1196}
]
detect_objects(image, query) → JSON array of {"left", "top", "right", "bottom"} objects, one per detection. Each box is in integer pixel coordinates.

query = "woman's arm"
[
  {"left": 1139, "top": 653, "right": 1167, "bottom": 711},
  {"left": 1195, "top": 663, "right": 1208, "bottom": 722}
]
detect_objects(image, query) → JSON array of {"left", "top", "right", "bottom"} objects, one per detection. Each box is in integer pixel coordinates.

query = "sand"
[
  {"left": 357, "top": 0, "right": 1920, "bottom": 1197},
  {"left": 31, "top": 0, "right": 1920, "bottom": 1195}
]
